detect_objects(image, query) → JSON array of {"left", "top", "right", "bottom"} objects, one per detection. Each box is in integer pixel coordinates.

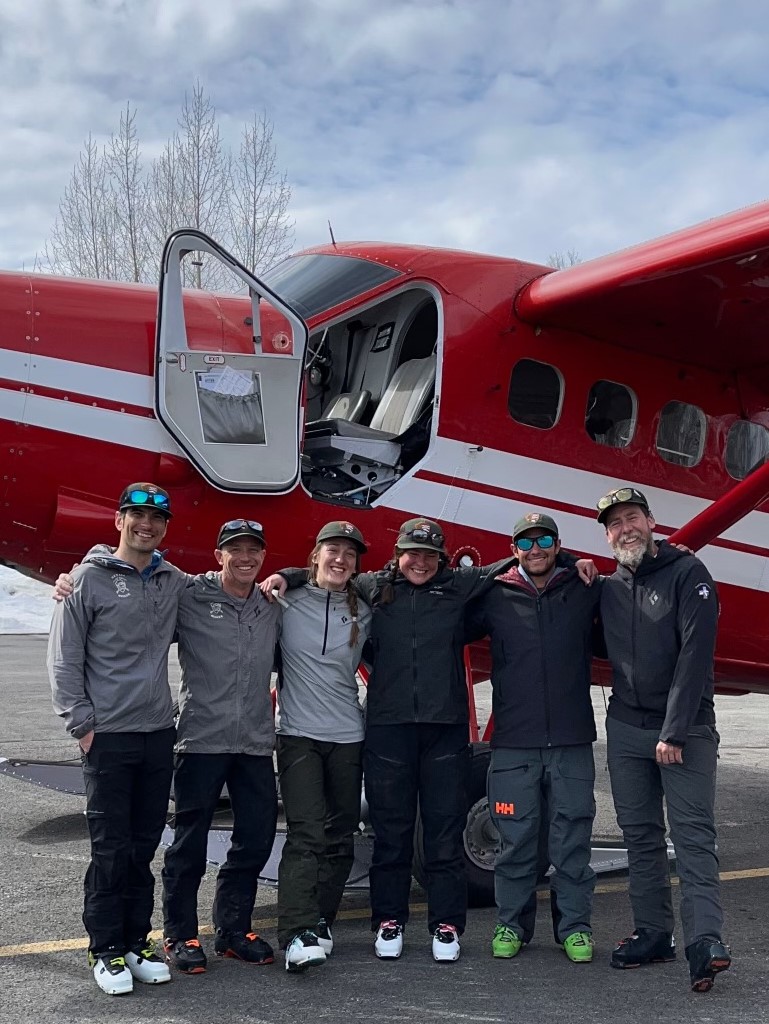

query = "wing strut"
[{"left": 670, "top": 459, "right": 769, "bottom": 551}]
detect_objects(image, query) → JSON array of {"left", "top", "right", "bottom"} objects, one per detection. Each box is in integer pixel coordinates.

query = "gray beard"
[{"left": 612, "top": 538, "right": 654, "bottom": 570}]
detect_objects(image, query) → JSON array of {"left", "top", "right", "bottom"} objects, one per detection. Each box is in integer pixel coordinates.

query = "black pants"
[
  {"left": 276, "top": 734, "right": 363, "bottom": 947},
  {"left": 364, "top": 723, "right": 469, "bottom": 934},
  {"left": 162, "top": 752, "right": 278, "bottom": 940},
  {"left": 82, "top": 728, "right": 175, "bottom": 956}
]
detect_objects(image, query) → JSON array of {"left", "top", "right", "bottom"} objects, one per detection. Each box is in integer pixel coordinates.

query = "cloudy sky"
[{"left": 2, "top": 0, "right": 769, "bottom": 273}]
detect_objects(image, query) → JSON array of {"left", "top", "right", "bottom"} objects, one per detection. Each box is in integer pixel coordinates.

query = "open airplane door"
[{"left": 156, "top": 230, "right": 308, "bottom": 492}]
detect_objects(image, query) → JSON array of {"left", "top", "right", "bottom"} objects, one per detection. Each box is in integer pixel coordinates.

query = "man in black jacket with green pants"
[
  {"left": 466, "top": 512, "right": 602, "bottom": 964},
  {"left": 597, "top": 486, "right": 730, "bottom": 993}
]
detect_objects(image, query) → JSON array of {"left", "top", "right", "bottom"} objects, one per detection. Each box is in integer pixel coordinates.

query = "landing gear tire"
[{"left": 413, "top": 742, "right": 498, "bottom": 908}]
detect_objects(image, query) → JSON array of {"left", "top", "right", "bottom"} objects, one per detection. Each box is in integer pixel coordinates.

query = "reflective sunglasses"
[
  {"left": 515, "top": 534, "right": 556, "bottom": 551},
  {"left": 124, "top": 489, "right": 170, "bottom": 510},
  {"left": 596, "top": 487, "right": 647, "bottom": 512},
  {"left": 221, "top": 519, "right": 264, "bottom": 532}
]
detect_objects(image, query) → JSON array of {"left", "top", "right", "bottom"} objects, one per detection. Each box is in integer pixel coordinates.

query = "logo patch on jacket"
[
  {"left": 696, "top": 584, "right": 711, "bottom": 599},
  {"left": 495, "top": 801, "right": 515, "bottom": 816},
  {"left": 111, "top": 574, "right": 130, "bottom": 598},
  {"left": 209, "top": 602, "right": 224, "bottom": 619}
]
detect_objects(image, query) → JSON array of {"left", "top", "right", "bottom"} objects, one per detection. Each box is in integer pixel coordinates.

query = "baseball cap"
[
  {"left": 512, "top": 512, "right": 559, "bottom": 542},
  {"left": 396, "top": 518, "right": 447, "bottom": 554},
  {"left": 217, "top": 519, "right": 267, "bottom": 548},
  {"left": 596, "top": 486, "right": 651, "bottom": 524},
  {"left": 118, "top": 482, "right": 172, "bottom": 519},
  {"left": 316, "top": 521, "right": 367, "bottom": 554}
]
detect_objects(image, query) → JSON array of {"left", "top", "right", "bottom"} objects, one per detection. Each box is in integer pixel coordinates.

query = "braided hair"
[{"left": 308, "top": 541, "right": 361, "bottom": 647}]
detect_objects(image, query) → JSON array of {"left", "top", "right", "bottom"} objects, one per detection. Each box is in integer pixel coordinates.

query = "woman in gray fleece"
[{"left": 272, "top": 521, "right": 372, "bottom": 973}]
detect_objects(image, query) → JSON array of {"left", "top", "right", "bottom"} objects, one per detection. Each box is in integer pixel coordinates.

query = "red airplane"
[{"left": 3, "top": 203, "right": 769, "bottom": 901}]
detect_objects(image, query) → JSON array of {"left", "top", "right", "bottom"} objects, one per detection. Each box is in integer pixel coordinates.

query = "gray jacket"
[
  {"left": 276, "top": 583, "right": 372, "bottom": 744},
  {"left": 175, "top": 572, "right": 280, "bottom": 756},
  {"left": 48, "top": 551, "right": 188, "bottom": 739}
]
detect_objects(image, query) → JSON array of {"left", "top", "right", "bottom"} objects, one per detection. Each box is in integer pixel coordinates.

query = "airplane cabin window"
[
  {"left": 724, "top": 420, "right": 769, "bottom": 480},
  {"left": 508, "top": 359, "right": 563, "bottom": 430},
  {"left": 655, "top": 400, "right": 706, "bottom": 468},
  {"left": 585, "top": 380, "right": 636, "bottom": 448}
]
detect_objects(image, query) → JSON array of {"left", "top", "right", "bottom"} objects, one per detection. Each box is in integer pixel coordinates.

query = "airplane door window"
[
  {"left": 724, "top": 420, "right": 769, "bottom": 480},
  {"left": 655, "top": 400, "right": 706, "bottom": 468},
  {"left": 585, "top": 379, "right": 636, "bottom": 448},
  {"left": 507, "top": 359, "right": 563, "bottom": 430}
]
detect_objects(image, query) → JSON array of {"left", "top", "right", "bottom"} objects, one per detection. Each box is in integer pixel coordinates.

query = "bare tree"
[
  {"left": 105, "top": 103, "right": 147, "bottom": 283},
  {"left": 44, "top": 135, "right": 117, "bottom": 279},
  {"left": 546, "top": 249, "right": 582, "bottom": 269},
  {"left": 44, "top": 85, "right": 293, "bottom": 289},
  {"left": 230, "top": 113, "right": 293, "bottom": 274}
]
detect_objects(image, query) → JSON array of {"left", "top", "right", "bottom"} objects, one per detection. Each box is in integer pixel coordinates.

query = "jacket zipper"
[
  {"left": 411, "top": 588, "right": 419, "bottom": 718},
  {"left": 321, "top": 590, "right": 331, "bottom": 655}
]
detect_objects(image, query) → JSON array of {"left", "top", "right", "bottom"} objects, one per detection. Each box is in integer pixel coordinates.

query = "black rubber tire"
[{"left": 413, "top": 742, "right": 497, "bottom": 908}]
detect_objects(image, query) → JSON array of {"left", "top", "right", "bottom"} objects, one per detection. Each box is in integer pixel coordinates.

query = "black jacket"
[
  {"left": 280, "top": 557, "right": 513, "bottom": 727},
  {"left": 600, "top": 541, "right": 718, "bottom": 745},
  {"left": 465, "top": 562, "right": 602, "bottom": 748}
]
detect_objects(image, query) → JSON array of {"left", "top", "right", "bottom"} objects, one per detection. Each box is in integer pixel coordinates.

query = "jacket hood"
[
  {"left": 190, "top": 570, "right": 262, "bottom": 608},
  {"left": 82, "top": 548, "right": 169, "bottom": 574}
]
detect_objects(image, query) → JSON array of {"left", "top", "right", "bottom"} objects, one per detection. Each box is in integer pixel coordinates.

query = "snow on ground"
[{"left": 0, "top": 566, "right": 54, "bottom": 634}]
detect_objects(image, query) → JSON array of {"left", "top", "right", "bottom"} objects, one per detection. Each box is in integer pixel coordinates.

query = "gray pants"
[
  {"left": 489, "top": 745, "right": 596, "bottom": 942},
  {"left": 606, "top": 715, "right": 723, "bottom": 947}
]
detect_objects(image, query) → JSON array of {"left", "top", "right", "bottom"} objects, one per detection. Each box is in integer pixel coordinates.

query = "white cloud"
[{"left": 1, "top": 0, "right": 769, "bottom": 270}]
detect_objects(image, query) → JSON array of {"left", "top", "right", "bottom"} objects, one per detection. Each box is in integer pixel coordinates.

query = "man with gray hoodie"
[{"left": 48, "top": 483, "right": 186, "bottom": 996}]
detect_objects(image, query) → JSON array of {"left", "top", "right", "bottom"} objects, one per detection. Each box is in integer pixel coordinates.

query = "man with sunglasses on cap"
[
  {"left": 596, "top": 485, "right": 730, "bottom": 993},
  {"left": 465, "top": 512, "right": 602, "bottom": 966},
  {"left": 49, "top": 483, "right": 186, "bottom": 995},
  {"left": 162, "top": 518, "right": 279, "bottom": 975}
]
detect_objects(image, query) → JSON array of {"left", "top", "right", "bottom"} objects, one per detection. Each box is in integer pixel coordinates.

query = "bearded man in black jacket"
[{"left": 597, "top": 485, "right": 731, "bottom": 993}]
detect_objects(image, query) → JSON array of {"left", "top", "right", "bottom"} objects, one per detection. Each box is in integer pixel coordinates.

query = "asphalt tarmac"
[{"left": 1, "top": 633, "right": 768, "bottom": 1024}]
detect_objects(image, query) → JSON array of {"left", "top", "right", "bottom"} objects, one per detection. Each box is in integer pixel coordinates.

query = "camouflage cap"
[
  {"left": 316, "top": 520, "right": 367, "bottom": 554},
  {"left": 396, "top": 518, "right": 447, "bottom": 554},
  {"left": 512, "top": 512, "right": 559, "bottom": 541}
]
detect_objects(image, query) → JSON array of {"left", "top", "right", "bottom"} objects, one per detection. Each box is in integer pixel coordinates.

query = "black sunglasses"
[
  {"left": 125, "top": 489, "right": 170, "bottom": 509},
  {"left": 404, "top": 527, "right": 444, "bottom": 545},
  {"left": 515, "top": 534, "right": 556, "bottom": 551},
  {"left": 221, "top": 519, "right": 264, "bottom": 532},
  {"left": 597, "top": 487, "right": 648, "bottom": 512}
]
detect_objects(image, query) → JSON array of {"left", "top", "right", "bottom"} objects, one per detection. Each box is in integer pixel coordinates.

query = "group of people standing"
[{"left": 47, "top": 480, "right": 731, "bottom": 999}]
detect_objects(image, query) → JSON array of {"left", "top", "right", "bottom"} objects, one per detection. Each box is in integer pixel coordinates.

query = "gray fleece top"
[
  {"left": 276, "top": 583, "right": 372, "bottom": 744},
  {"left": 48, "top": 550, "right": 188, "bottom": 739},
  {"left": 175, "top": 571, "right": 280, "bottom": 755}
]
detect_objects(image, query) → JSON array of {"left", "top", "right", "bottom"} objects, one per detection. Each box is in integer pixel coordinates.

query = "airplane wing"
[{"left": 516, "top": 201, "right": 769, "bottom": 379}]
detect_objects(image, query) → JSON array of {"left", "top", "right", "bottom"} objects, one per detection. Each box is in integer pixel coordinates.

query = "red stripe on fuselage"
[{"left": 414, "top": 469, "right": 769, "bottom": 559}]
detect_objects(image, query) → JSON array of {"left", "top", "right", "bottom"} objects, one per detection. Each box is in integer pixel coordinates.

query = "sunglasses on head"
[
  {"left": 597, "top": 487, "right": 647, "bottom": 512},
  {"left": 515, "top": 534, "right": 556, "bottom": 551},
  {"left": 125, "top": 490, "right": 170, "bottom": 510},
  {"left": 404, "top": 527, "right": 444, "bottom": 545},
  {"left": 222, "top": 519, "right": 263, "bottom": 532}
]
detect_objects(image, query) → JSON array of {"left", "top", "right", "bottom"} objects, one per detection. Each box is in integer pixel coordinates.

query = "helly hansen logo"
[
  {"left": 495, "top": 801, "right": 515, "bottom": 816},
  {"left": 697, "top": 584, "right": 712, "bottom": 599}
]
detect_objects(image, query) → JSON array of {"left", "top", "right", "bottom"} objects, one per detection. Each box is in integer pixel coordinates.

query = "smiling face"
[
  {"left": 114, "top": 507, "right": 169, "bottom": 567},
  {"left": 215, "top": 537, "right": 267, "bottom": 594},
  {"left": 397, "top": 547, "right": 440, "bottom": 586},
  {"left": 604, "top": 503, "right": 656, "bottom": 570},
  {"left": 312, "top": 540, "right": 359, "bottom": 591},
  {"left": 512, "top": 528, "right": 560, "bottom": 585}
]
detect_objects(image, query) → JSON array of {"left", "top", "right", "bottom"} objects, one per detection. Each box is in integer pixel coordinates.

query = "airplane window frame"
[
  {"left": 655, "top": 400, "right": 707, "bottom": 469},
  {"left": 724, "top": 419, "right": 769, "bottom": 481},
  {"left": 585, "top": 379, "right": 637, "bottom": 449},
  {"left": 507, "top": 358, "right": 564, "bottom": 431}
]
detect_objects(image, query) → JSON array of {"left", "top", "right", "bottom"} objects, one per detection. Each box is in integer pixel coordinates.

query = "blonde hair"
[{"left": 308, "top": 541, "right": 361, "bottom": 647}]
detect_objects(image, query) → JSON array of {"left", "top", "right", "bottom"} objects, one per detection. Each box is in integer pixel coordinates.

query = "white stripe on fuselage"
[{"left": 2, "top": 349, "right": 768, "bottom": 590}]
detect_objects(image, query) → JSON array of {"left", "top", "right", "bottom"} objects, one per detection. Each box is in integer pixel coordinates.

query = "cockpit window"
[{"left": 262, "top": 254, "right": 402, "bottom": 320}]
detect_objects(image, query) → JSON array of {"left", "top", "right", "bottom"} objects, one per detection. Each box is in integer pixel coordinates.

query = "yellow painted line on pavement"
[{"left": 2, "top": 870, "right": 768, "bottom": 960}]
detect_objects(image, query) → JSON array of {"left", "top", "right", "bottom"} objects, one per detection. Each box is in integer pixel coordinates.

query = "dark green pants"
[{"left": 276, "top": 734, "right": 363, "bottom": 948}]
